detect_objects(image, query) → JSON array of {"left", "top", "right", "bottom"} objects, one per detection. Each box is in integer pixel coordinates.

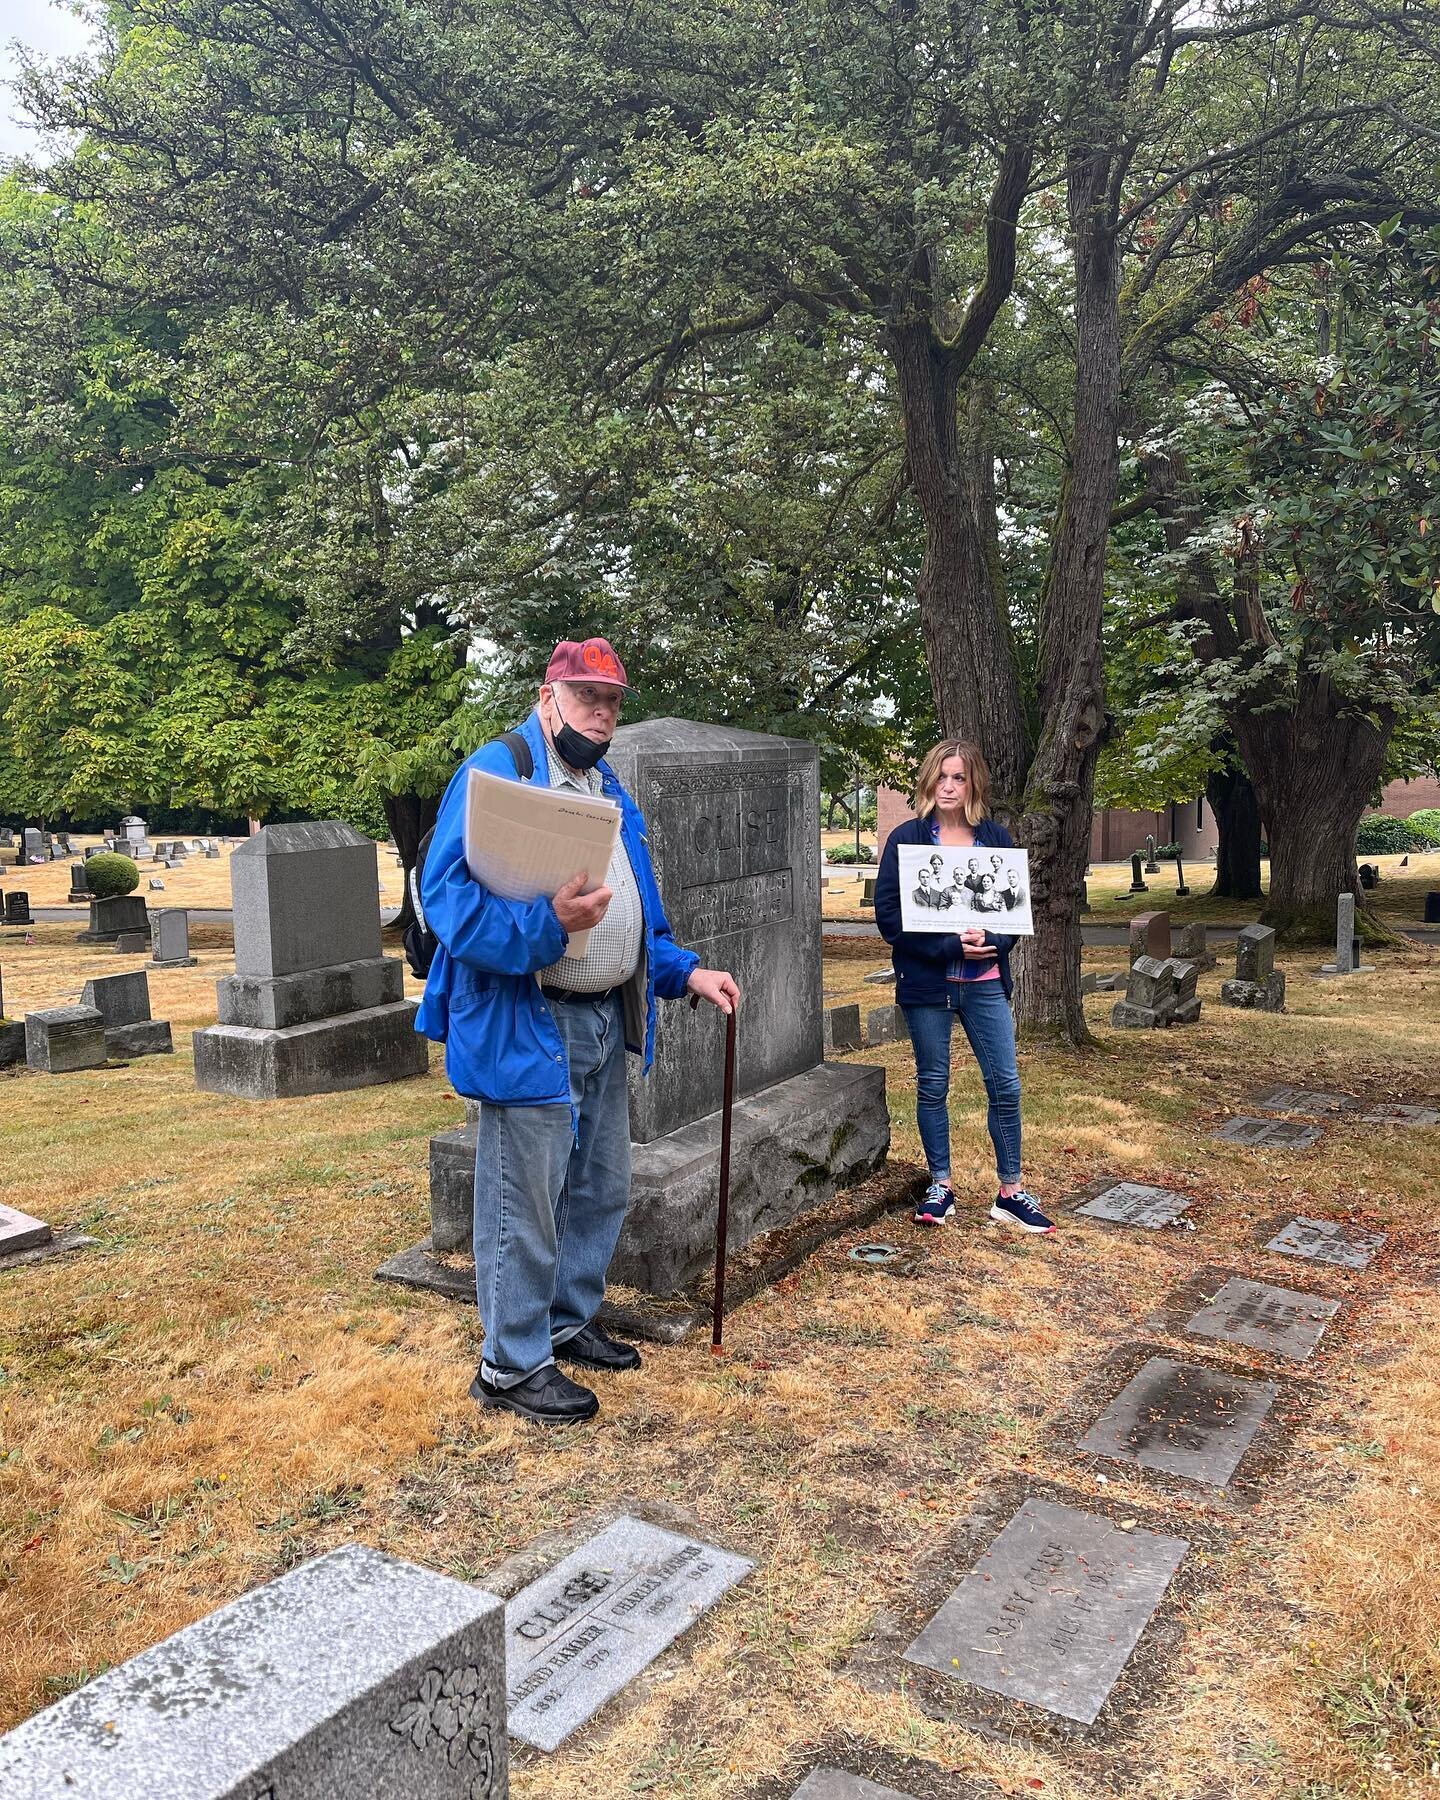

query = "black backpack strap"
[{"left": 499, "top": 729, "right": 534, "bottom": 779}]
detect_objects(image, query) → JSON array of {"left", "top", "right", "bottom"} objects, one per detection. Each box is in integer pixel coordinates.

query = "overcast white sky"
[{"left": 1, "top": 1, "right": 98, "bottom": 161}]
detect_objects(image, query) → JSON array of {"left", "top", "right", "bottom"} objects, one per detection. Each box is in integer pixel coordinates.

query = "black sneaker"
[
  {"left": 989, "top": 1191, "right": 1056, "bottom": 1235},
  {"left": 555, "top": 1323, "right": 642, "bottom": 1373},
  {"left": 469, "top": 1363, "right": 599, "bottom": 1424}
]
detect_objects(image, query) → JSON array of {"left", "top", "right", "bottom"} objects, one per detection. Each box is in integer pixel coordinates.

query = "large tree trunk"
[
  {"left": 1231, "top": 673, "right": 1394, "bottom": 942},
  {"left": 1206, "top": 759, "right": 1263, "bottom": 901},
  {"left": 383, "top": 791, "right": 440, "bottom": 932},
  {"left": 890, "top": 325, "right": 1032, "bottom": 812},
  {"left": 1010, "top": 151, "right": 1121, "bottom": 1043}
]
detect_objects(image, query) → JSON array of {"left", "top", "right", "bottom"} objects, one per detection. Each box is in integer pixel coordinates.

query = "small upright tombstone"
[
  {"left": 1220, "top": 924, "right": 1285, "bottom": 1012},
  {"left": 81, "top": 970, "right": 173, "bottom": 1058},
  {"left": 0, "top": 1545, "right": 509, "bottom": 1800},
  {"left": 4, "top": 891, "right": 32, "bottom": 926},
  {"left": 150, "top": 908, "right": 197, "bottom": 968},
  {"left": 21, "top": 827, "right": 43, "bottom": 864},
  {"left": 193, "top": 821, "right": 428, "bottom": 1098},
  {"left": 1128, "top": 851, "right": 1148, "bottom": 893},
  {"left": 25, "top": 1006, "right": 107, "bottom": 1073},
  {"left": 1128, "top": 909, "right": 1171, "bottom": 965},
  {"left": 1320, "top": 891, "right": 1373, "bottom": 976},
  {"left": 1144, "top": 832, "right": 1160, "bottom": 873},
  {"left": 66, "top": 861, "right": 90, "bottom": 903},
  {"left": 1174, "top": 921, "right": 1216, "bottom": 970}
]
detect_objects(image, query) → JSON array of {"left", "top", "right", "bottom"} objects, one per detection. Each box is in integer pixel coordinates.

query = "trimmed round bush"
[
  {"left": 826, "top": 843, "right": 876, "bottom": 865},
  {"left": 1355, "top": 814, "right": 1426, "bottom": 856},
  {"left": 85, "top": 852, "right": 140, "bottom": 898},
  {"left": 1406, "top": 807, "right": 1440, "bottom": 846}
]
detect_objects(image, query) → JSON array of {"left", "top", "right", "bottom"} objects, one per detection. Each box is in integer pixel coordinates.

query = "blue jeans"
[
  {"left": 902, "top": 982, "right": 1022, "bottom": 1187},
  {"left": 473, "top": 993, "right": 631, "bottom": 1385}
]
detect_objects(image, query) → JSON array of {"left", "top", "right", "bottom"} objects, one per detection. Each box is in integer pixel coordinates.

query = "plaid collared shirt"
[{"left": 537, "top": 742, "right": 644, "bottom": 991}]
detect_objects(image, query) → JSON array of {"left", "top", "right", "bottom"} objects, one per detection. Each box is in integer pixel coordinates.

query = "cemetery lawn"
[
  {"left": 820, "top": 848, "right": 1440, "bottom": 929},
  {"left": 3, "top": 924, "right": 1439, "bottom": 1797}
]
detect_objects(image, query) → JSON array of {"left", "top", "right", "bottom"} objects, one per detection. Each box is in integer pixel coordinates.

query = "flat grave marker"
[
  {"left": 505, "top": 1515, "right": 752, "bottom": 1753},
  {"left": 1074, "top": 1181, "right": 1193, "bottom": 1229},
  {"left": 1077, "top": 1356, "right": 1277, "bottom": 1486},
  {"left": 1265, "top": 1216, "right": 1385, "bottom": 1270},
  {"left": 792, "top": 1774, "right": 915, "bottom": 1800},
  {"left": 902, "top": 1496, "right": 1187, "bottom": 1726},
  {"left": 1362, "top": 1101, "right": 1440, "bottom": 1128},
  {"left": 0, "top": 1204, "right": 52, "bottom": 1257},
  {"left": 1253, "top": 1085, "right": 1356, "bottom": 1117},
  {"left": 1183, "top": 1277, "right": 1340, "bottom": 1361},
  {"left": 1213, "top": 1116, "right": 1322, "bottom": 1150}
]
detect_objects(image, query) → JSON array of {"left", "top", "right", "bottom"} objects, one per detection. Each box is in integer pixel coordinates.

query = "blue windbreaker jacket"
[
  {"left": 414, "top": 709, "right": 699, "bottom": 1106},
  {"left": 874, "top": 815, "right": 1018, "bottom": 1004}
]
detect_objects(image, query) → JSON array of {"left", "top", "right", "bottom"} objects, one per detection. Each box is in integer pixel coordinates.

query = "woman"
[{"left": 874, "top": 739, "right": 1055, "bottom": 1235}]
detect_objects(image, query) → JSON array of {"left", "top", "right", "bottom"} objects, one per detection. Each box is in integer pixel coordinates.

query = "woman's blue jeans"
[{"left": 902, "top": 982, "right": 1023, "bottom": 1187}]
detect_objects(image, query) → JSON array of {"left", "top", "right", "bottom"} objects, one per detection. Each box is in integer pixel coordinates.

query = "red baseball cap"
[{"left": 543, "top": 637, "right": 636, "bottom": 692}]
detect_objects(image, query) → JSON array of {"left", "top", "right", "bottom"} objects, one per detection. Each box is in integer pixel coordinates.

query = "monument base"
[
  {"left": 394, "top": 1060, "right": 889, "bottom": 1303},
  {"left": 193, "top": 1000, "right": 428, "bottom": 1099},
  {"left": 106, "top": 1020, "right": 174, "bottom": 1059},
  {"left": 1318, "top": 962, "right": 1376, "bottom": 977}
]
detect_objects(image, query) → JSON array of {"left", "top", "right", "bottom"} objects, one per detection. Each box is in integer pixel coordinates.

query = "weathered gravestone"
[
  {"left": 792, "top": 1775, "right": 915, "bottom": 1800},
  {"left": 21, "top": 827, "right": 43, "bottom": 863},
  {"left": 1074, "top": 1181, "right": 1193, "bottom": 1228},
  {"left": 1143, "top": 833, "right": 1160, "bottom": 873},
  {"left": 1128, "top": 910, "right": 1171, "bottom": 965},
  {"left": 114, "top": 930, "right": 150, "bottom": 955},
  {"left": 400, "top": 722, "right": 888, "bottom": 1301},
  {"left": 118, "top": 813, "right": 152, "bottom": 858},
  {"left": 1219, "top": 925, "right": 1285, "bottom": 1011},
  {"left": 1183, "top": 1277, "right": 1340, "bottom": 1360},
  {"left": 1174, "top": 921, "right": 1216, "bottom": 970},
  {"left": 823, "top": 1004, "right": 862, "bottom": 1054},
  {"left": 1214, "top": 1116, "right": 1322, "bottom": 1149},
  {"left": 148, "top": 877, "right": 166, "bottom": 891},
  {"left": 150, "top": 907, "right": 198, "bottom": 968},
  {"left": 0, "top": 965, "right": 22, "bottom": 1065},
  {"left": 25, "top": 1006, "right": 107, "bottom": 1073},
  {"left": 1265, "top": 1216, "right": 1385, "bottom": 1270},
  {"left": 76, "top": 893, "right": 149, "bottom": 945},
  {"left": 504, "top": 1515, "right": 752, "bottom": 1753},
  {"left": 0, "top": 1544, "right": 510, "bottom": 1800},
  {"left": 1077, "top": 1356, "right": 1278, "bottom": 1485},
  {"left": 866, "top": 1004, "right": 907, "bottom": 1047},
  {"left": 81, "top": 970, "right": 173, "bottom": 1059},
  {"left": 1111, "top": 954, "right": 1198, "bottom": 1029},
  {"left": 1253, "top": 1084, "right": 1355, "bottom": 1117},
  {"left": 902, "top": 1496, "right": 1187, "bottom": 1725},
  {"left": 0, "top": 1204, "right": 52, "bottom": 1257},
  {"left": 4, "top": 891, "right": 32, "bottom": 926},
  {"left": 66, "top": 862, "right": 90, "bottom": 903},
  {"left": 1320, "top": 890, "right": 1374, "bottom": 976},
  {"left": 1127, "top": 852, "right": 1147, "bottom": 893},
  {"left": 193, "top": 821, "right": 427, "bottom": 1099}
]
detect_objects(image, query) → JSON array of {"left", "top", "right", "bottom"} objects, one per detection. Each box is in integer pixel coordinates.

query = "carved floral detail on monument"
[{"left": 388, "top": 1665, "right": 497, "bottom": 1797}]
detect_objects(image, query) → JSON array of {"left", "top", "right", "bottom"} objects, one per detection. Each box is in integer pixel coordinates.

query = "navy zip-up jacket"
[{"left": 874, "top": 816, "right": 1018, "bottom": 1004}]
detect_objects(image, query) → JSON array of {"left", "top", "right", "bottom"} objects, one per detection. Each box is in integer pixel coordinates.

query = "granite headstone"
[
  {"left": 1183, "top": 1277, "right": 1339, "bottom": 1360},
  {"left": 1265, "top": 1216, "right": 1385, "bottom": 1269},
  {"left": 1077, "top": 1356, "right": 1277, "bottom": 1485},
  {"left": 1075, "top": 1181, "right": 1193, "bottom": 1228},
  {"left": 24, "top": 1006, "right": 107, "bottom": 1073}
]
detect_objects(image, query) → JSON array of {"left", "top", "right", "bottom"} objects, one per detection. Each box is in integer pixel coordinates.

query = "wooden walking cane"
[{"left": 691, "top": 993, "right": 738, "bottom": 1355}]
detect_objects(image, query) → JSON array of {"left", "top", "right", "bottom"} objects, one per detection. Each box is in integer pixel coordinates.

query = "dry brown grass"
[
  {"left": 2, "top": 921, "right": 1438, "bottom": 1798},
  {"left": 1, "top": 835, "right": 407, "bottom": 915}
]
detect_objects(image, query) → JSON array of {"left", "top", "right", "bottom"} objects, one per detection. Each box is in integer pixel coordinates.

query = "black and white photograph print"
[{"left": 898, "top": 844, "right": 1035, "bottom": 936}]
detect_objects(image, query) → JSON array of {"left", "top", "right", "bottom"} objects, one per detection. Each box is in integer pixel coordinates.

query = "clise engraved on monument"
[
  {"left": 903, "top": 1498, "right": 1188, "bottom": 1725},
  {"left": 504, "top": 1516, "right": 753, "bottom": 1753}
]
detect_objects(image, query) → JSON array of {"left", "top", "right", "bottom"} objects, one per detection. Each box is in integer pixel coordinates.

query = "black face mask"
[{"left": 552, "top": 693, "right": 611, "bottom": 771}]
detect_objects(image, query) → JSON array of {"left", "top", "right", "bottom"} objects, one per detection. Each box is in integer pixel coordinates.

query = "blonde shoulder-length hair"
[{"left": 912, "top": 739, "right": 992, "bottom": 827}]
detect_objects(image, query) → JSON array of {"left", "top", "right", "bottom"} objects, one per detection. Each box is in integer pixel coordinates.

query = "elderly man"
[{"left": 417, "top": 638, "right": 739, "bottom": 1425}]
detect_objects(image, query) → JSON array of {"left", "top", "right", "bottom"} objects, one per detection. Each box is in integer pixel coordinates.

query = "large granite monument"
[
  {"left": 193, "top": 821, "right": 428, "bottom": 1098},
  {"left": 384, "top": 720, "right": 888, "bottom": 1302}
]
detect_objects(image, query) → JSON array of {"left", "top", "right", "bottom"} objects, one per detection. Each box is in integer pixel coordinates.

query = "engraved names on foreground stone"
[
  {"left": 1266, "top": 1216, "right": 1386, "bottom": 1270},
  {"left": 1213, "top": 1116, "right": 1322, "bottom": 1149},
  {"left": 1074, "top": 1181, "right": 1193, "bottom": 1228},
  {"left": 1078, "top": 1356, "right": 1277, "bottom": 1485},
  {"left": 505, "top": 1516, "right": 752, "bottom": 1753},
  {"left": 902, "top": 1497, "right": 1187, "bottom": 1725},
  {"left": 0, "top": 1545, "right": 509, "bottom": 1800},
  {"left": 1184, "top": 1277, "right": 1340, "bottom": 1360}
]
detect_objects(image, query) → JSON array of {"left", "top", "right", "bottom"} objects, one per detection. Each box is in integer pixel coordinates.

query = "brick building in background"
[{"left": 876, "top": 774, "right": 1440, "bottom": 862}]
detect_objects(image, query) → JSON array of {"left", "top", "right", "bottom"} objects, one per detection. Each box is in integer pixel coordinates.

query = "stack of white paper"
[{"left": 463, "top": 767, "right": 620, "bottom": 958}]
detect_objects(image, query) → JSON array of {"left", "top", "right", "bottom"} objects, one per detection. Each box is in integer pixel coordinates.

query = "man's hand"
[
  {"left": 553, "top": 870, "right": 612, "bottom": 934},
  {"left": 686, "top": 967, "right": 740, "bottom": 1015},
  {"left": 959, "top": 927, "right": 997, "bottom": 960}
]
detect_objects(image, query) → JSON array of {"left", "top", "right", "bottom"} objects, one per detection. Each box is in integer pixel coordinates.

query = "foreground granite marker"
[
  {"left": 792, "top": 1775, "right": 915, "bottom": 1800},
  {"left": 194, "top": 821, "right": 427, "bottom": 1098},
  {"left": 505, "top": 1515, "right": 752, "bottom": 1753},
  {"left": 1266, "top": 1216, "right": 1385, "bottom": 1269},
  {"left": 1074, "top": 1181, "right": 1193, "bottom": 1228},
  {"left": 0, "top": 1204, "right": 52, "bottom": 1256},
  {"left": 1078, "top": 1356, "right": 1277, "bottom": 1485},
  {"left": 0, "top": 1545, "right": 509, "bottom": 1799},
  {"left": 1184, "top": 1277, "right": 1339, "bottom": 1360},
  {"left": 391, "top": 720, "right": 887, "bottom": 1302},
  {"left": 903, "top": 1497, "right": 1187, "bottom": 1725}
]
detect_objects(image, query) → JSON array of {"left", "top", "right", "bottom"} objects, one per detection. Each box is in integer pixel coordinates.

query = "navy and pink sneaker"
[
  {"left": 914, "top": 1182, "right": 955, "bottom": 1226},
  {"left": 990, "top": 1191, "right": 1056, "bottom": 1234}
]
